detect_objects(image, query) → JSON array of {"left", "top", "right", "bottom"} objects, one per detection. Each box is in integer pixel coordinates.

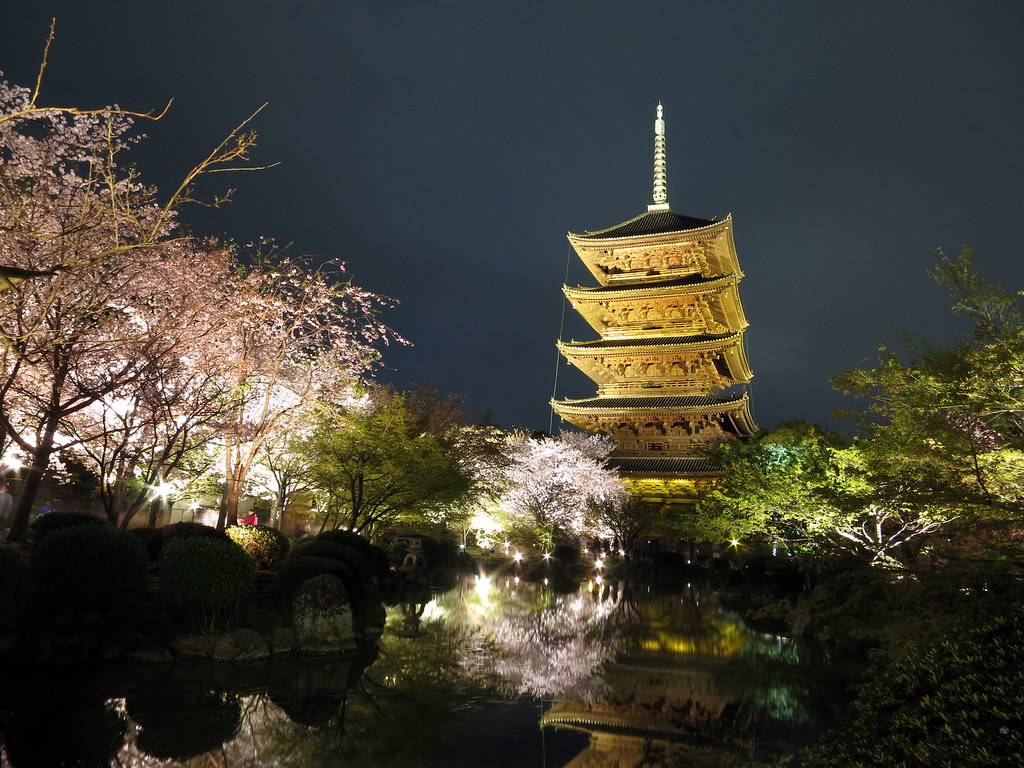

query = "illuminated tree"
[
  {"left": 832, "top": 247, "right": 1024, "bottom": 552},
  {"left": 299, "top": 385, "right": 474, "bottom": 538},
  {"left": 497, "top": 432, "right": 628, "bottom": 547},
  {"left": 0, "top": 67, "right": 263, "bottom": 541},
  {"left": 205, "top": 251, "right": 399, "bottom": 530},
  {"left": 54, "top": 248, "right": 237, "bottom": 527}
]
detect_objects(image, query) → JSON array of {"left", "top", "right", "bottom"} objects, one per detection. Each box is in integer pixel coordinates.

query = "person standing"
[{"left": 0, "top": 483, "right": 12, "bottom": 533}]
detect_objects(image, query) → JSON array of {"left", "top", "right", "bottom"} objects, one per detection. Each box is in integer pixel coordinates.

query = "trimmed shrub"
[
  {"left": 159, "top": 537, "right": 255, "bottom": 631},
  {"left": 32, "top": 523, "right": 148, "bottom": 611},
  {"left": 316, "top": 528, "right": 390, "bottom": 579},
  {"left": 226, "top": 525, "right": 289, "bottom": 570},
  {"left": 25, "top": 509, "right": 106, "bottom": 547},
  {"left": 418, "top": 535, "right": 460, "bottom": 572},
  {"left": 277, "top": 555, "right": 355, "bottom": 600},
  {"left": 147, "top": 521, "right": 229, "bottom": 562},
  {"left": 287, "top": 539, "right": 374, "bottom": 584},
  {"left": 0, "top": 546, "right": 30, "bottom": 630}
]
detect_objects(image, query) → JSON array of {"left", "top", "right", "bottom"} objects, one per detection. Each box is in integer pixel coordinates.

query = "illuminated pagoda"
[{"left": 552, "top": 104, "right": 756, "bottom": 503}]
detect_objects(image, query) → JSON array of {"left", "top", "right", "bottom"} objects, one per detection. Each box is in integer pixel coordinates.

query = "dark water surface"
[{"left": 0, "top": 575, "right": 860, "bottom": 767}]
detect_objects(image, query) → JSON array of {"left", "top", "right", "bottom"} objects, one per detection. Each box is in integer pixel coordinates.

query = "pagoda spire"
[{"left": 648, "top": 102, "right": 670, "bottom": 212}]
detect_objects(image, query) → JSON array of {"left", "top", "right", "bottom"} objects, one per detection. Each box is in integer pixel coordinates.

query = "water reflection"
[{"left": 0, "top": 576, "right": 851, "bottom": 767}]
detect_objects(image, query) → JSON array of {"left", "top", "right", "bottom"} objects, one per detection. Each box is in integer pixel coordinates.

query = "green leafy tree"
[
  {"left": 299, "top": 385, "right": 474, "bottom": 539},
  {"left": 832, "top": 247, "right": 1024, "bottom": 552},
  {"left": 695, "top": 421, "right": 846, "bottom": 547}
]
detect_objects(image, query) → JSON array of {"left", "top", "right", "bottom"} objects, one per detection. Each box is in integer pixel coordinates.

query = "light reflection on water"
[{"left": 0, "top": 576, "right": 853, "bottom": 767}]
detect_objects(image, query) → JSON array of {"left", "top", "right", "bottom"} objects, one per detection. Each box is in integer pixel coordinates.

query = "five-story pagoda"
[{"left": 552, "top": 104, "right": 756, "bottom": 503}]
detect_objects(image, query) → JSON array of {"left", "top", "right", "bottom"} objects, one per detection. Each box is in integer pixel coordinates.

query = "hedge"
[
  {"left": 226, "top": 524, "right": 289, "bottom": 570},
  {"left": 158, "top": 537, "right": 255, "bottom": 631},
  {"left": 31, "top": 523, "right": 148, "bottom": 611}
]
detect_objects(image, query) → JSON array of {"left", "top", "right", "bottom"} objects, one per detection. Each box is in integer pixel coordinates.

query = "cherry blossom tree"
[
  {"left": 58, "top": 269, "right": 238, "bottom": 528},
  {"left": 212, "top": 254, "right": 400, "bottom": 530},
  {"left": 0, "top": 66, "right": 266, "bottom": 541},
  {"left": 497, "top": 432, "right": 629, "bottom": 548}
]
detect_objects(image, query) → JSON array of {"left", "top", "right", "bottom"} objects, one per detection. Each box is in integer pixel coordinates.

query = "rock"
[
  {"left": 212, "top": 628, "right": 270, "bottom": 661},
  {"left": 292, "top": 574, "right": 355, "bottom": 654},
  {"left": 127, "top": 640, "right": 174, "bottom": 663},
  {"left": 269, "top": 626, "right": 297, "bottom": 654},
  {"left": 170, "top": 633, "right": 216, "bottom": 659}
]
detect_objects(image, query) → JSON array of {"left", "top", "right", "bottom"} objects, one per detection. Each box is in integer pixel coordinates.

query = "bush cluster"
[
  {"left": 0, "top": 547, "right": 30, "bottom": 630},
  {"left": 226, "top": 525, "right": 289, "bottom": 570},
  {"left": 26, "top": 510, "right": 106, "bottom": 547},
  {"left": 316, "top": 528, "right": 390, "bottom": 580},
  {"left": 279, "top": 531, "right": 389, "bottom": 635},
  {"left": 806, "top": 607, "right": 1024, "bottom": 767},
  {"left": 146, "top": 521, "right": 229, "bottom": 562},
  {"left": 31, "top": 523, "right": 148, "bottom": 611},
  {"left": 159, "top": 537, "right": 255, "bottom": 631}
]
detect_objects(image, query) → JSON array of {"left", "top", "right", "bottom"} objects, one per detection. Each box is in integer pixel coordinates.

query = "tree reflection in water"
[{"left": 0, "top": 577, "right": 850, "bottom": 767}]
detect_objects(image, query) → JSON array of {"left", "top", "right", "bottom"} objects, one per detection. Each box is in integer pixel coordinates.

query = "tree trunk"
[
  {"left": 6, "top": 437, "right": 56, "bottom": 543},
  {"left": 219, "top": 476, "right": 242, "bottom": 531}
]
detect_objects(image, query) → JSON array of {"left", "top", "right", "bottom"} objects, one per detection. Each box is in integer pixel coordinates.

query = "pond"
[{"left": 0, "top": 573, "right": 860, "bottom": 767}]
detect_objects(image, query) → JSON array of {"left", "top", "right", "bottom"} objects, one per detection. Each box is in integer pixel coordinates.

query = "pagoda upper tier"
[
  {"left": 553, "top": 393, "right": 756, "bottom": 458},
  {"left": 567, "top": 212, "right": 742, "bottom": 288},
  {"left": 563, "top": 274, "right": 748, "bottom": 339},
  {"left": 556, "top": 332, "right": 752, "bottom": 397}
]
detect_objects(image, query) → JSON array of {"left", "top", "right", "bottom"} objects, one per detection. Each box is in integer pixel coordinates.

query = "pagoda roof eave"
[
  {"left": 563, "top": 273, "right": 738, "bottom": 298},
  {"left": 610, "top": 456, "right": 725, "bottom": 477},
  {"left": 551, "top": 393, "right": 758, "bottom": 435},
  {"left": 558, "top": 332, "right": 743, "bottom": 352},
  {"left": 568, "top": 210, "right": 730, "bottom": 242},
  {"left": 551, "top": 392, "right": 749, "bottom": 413}
]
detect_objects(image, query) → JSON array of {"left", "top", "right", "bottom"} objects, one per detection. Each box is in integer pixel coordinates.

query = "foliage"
[
  {"left": 699, "top": 421, "right": 952, "bottom": 566},
  {"left": 0, "top": 72, "right": 262, "bottom": 541},
  {"left": 315, "top": 527, "right": 390, "bottom": 580},
  {"left": 147, "top": 520, "right": 229, "bottom": 562},
  {"left": 226, "top": 524, "right": 289, "bottom": 570},
  {"left": 832, "top": 246, "right": 1024, "bottom": 540},
  {"left": 276, "top": 554, "right": 356, "bottom": 600},
  {"left": 806, "top": 607, "right": 1024, "bottom": 767},
  {"left": 287, "top": 539, "right": 374, "bottom": 583},
  {"left": 598, "top": 495, "right": 657, "bottom": 553},
  {"left": 497, "top": 431, "right": 629, "bottom": 547},
  {"left": 300, "top": 385, "right": 474, "bottom": 538},
  {"left": 31, "top": 523, "right": 147, "bottom": 611},
  {"left": 215, "top": 252, "right": 400, "bottom": 529},
  {"left": 25, "top": 509, "right": 106, "bottom": 547},
  {"left": 158, "top": 537, "right": 255, "bottom": 630},
  {"left": 0, "top": 546, "right": 30, "bottom": 630}
]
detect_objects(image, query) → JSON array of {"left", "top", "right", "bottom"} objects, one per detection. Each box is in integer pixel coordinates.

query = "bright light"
[
  {"left": 474, "top": 573, "right": 493, "bottom": 599},
  {"left": 542, "top": 552, "right": 551, "bottom": 560},
  {"left": 513, "top": 551, "right": 522, "bottom": 563},
  {"left": 595, "top": 557, "right": 604, "bottom": 569},
  {"left": 730, "top": 538, "right": 740, "bottom": 548},
  {"left": 152, "top": 481, "right": 176, "bottom": 500}
]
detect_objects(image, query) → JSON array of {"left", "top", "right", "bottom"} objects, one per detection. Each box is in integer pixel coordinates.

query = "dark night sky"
[{"left": 3, "top": 1, "right": 1024, "bottom": 434}]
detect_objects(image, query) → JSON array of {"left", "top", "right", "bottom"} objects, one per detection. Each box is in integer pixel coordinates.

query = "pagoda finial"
[{"left": 649, "top": 102, "right": 670, "bottom": 212}]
